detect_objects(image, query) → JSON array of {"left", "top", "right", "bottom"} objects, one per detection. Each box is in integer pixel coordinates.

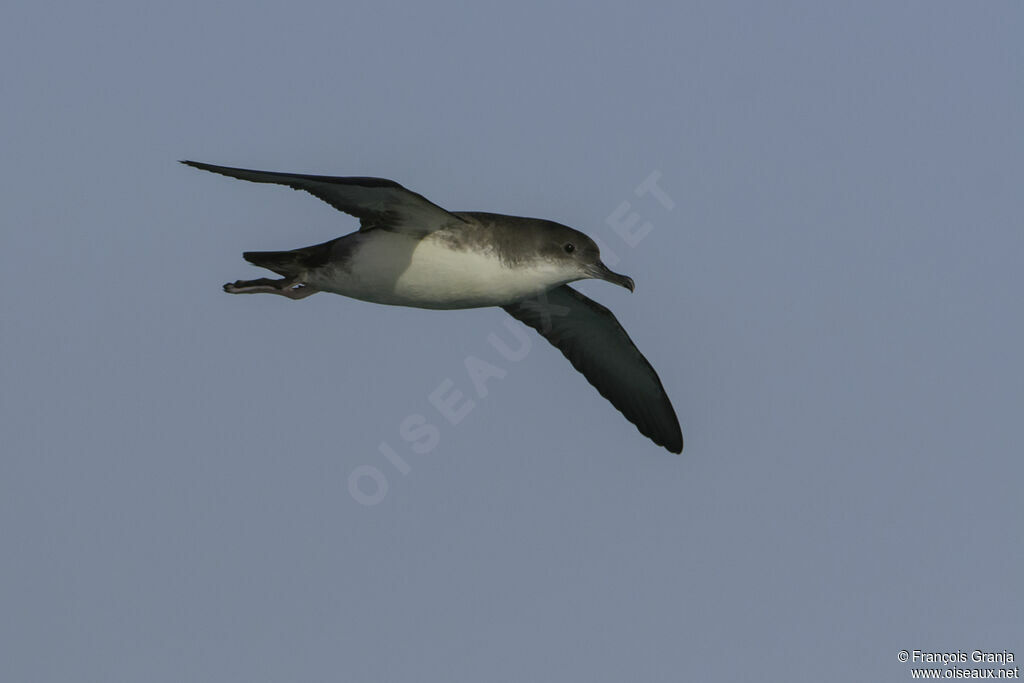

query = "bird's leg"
[
  {"left": 223, "top": 277, "right": 320, "bottom": 299},
  {"left": 279, "top": 284, "right": 319, "bottom": 299}
]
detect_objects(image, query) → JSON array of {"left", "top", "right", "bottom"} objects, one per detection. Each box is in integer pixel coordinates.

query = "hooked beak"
[{"left": 589, "top": 261, "right": 635, "bottom": 292}]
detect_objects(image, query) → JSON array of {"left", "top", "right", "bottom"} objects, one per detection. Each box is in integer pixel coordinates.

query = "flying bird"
[{"left": 184, "top": 161, "right": 683, "bottom": 453}]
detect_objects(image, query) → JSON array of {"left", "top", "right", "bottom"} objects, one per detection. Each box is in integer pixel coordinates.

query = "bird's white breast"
[{"left": 308, "top": 231, "right": 568, "bottom": 309}]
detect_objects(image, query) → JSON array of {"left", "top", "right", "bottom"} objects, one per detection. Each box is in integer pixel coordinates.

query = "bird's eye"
[{"left": 563, "top": 243, "right": 575, "bottom": 254}]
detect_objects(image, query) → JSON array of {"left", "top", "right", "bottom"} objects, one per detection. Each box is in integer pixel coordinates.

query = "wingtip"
[{"left": 661, "top": 427, "right": 684, "bottom": 454}]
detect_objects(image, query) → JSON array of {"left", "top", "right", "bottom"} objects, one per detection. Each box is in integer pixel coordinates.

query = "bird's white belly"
[{"left": 309, "top": 232, "right": 564, "bottom": 309}]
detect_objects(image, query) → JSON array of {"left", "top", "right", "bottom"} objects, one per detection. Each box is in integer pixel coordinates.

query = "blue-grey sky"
[{"left": 3, "top": 2, "right": 1022, "bottom": 681}]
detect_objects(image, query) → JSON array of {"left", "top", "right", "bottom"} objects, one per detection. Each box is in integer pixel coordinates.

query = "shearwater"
[{"left": 184, "top": 161, "right": 683, "bottom": 453}]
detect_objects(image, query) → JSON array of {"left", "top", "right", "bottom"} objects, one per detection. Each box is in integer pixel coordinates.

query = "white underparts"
[{"left": 303, "top": 231, "right": 575, "bottom": 309}]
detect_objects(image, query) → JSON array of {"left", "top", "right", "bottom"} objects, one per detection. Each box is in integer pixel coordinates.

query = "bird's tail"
[
  {"left": 242, "top": 239, "right": 336, "bottom": 277},
  {"left": 243, "top": 250, "right": 304, "bottom": 277}
]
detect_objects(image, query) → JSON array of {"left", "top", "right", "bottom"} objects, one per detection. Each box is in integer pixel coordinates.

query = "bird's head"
[{"left": 540, "top": 224, "right": 635, "bottom": 292}]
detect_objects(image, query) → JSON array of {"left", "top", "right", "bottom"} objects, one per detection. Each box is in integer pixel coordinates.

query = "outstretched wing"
[
  {"left": 504, "top": 285, "right": 683, "bottom": 453},
  {"left": 181, "top": 160, "right": 464, "bottom": 235}
]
